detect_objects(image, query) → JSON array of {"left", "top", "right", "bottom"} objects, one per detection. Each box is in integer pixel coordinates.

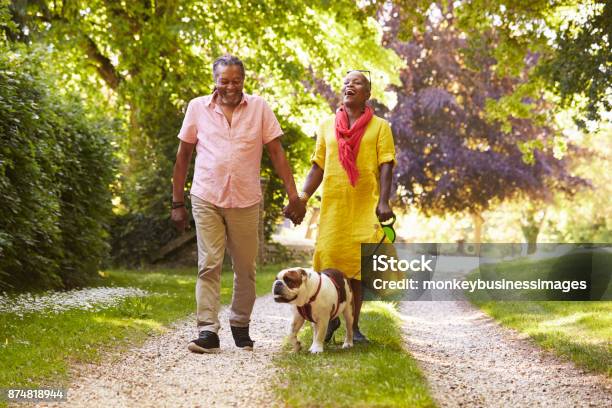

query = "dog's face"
[{"left": 273, "top": 267, "right": 308, "bottom": 303}]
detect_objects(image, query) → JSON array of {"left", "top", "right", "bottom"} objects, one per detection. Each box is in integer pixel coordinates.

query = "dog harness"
[
  {"left": 296, "top": 270, "right": 347, "bottom": 323},
  {"left": 322, "top": 269, "right": 347, "bottom": 320},
  {"left": 296, "top": 273, "right": 322, "bottom": 323}
]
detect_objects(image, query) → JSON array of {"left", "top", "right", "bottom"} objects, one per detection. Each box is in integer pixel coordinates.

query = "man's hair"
[{"left": 212, "top": 55, "right": 245, "bottom": 80}]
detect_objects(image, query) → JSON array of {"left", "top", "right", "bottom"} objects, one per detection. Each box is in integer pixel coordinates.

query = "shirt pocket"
[
  {"left": 239, "top": 120, "right": 261, "bottom": 140},
  {"left": 237, "top": 122, "right": 261, "bottom": 153}
]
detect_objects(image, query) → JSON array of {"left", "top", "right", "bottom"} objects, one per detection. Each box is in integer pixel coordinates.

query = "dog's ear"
[
  {"left": 284, "top": 268, "right": 304, "bottom": 289},
  {"left": 299, "top": 268, "right": 308, "bottom": 278}
]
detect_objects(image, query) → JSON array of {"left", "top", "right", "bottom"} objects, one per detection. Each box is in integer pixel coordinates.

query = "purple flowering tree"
[{"left": 376, "top": 5, "right": 588, "bottom": 247}]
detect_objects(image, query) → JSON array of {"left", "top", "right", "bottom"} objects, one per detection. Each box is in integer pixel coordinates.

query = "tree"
[
  {"left": 538, "top": 1, "right": 611, "bottom": 125},
  {"left": 378, "top": 0, "right": 610, "bottom": 125},
  {"left": 379, "top": 2, "right": 588, "bottom": 245}
]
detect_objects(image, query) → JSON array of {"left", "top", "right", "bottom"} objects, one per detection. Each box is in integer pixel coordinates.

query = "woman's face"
[
  {"left": 214, "top": 64, "right": 244, "bottom": 106},
  {"left": 341, "top": 72, "right": 370, "bottom": 107}
]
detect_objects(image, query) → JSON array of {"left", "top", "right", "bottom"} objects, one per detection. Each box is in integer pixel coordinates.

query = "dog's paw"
[
  {"left": 293, "top": 341, "right": 302, "bottom": 352},
  {"left": 309, "top": 344, "right": 324, "bottom": 354},
  {"left": 342, "top": 342, "right": 353, "bottom": 349}
]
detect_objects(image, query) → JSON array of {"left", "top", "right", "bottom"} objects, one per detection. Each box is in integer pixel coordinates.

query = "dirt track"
[{"left": 399, "top": 300, "right": 612, "bottom": 407}]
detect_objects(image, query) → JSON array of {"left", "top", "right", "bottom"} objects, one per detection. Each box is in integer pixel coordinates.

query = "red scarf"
[{"left": 335, "top": 105, "right": 374, "bottom": 186}]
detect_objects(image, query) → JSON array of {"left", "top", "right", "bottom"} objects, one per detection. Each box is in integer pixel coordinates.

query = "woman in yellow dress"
[{"left": 294, "top": 70, "right": 396, "bottom": 342}]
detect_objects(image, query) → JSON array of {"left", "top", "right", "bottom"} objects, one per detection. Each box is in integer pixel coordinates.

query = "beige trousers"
[{"left": 191, "top": 195, "right": 259, "bottom": 334}]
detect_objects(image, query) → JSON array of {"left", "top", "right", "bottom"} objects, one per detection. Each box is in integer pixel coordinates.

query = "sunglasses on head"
[{"left": 346, "top": 70, "right": 371, "bottom": 85}]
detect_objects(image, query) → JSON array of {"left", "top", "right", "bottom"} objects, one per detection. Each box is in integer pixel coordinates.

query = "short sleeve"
[
  {"left": 261, "top": 100, "right": 283, "bottom": 144},
  {"left": 310, "top": 122, "right": 326, "bottom": 169},
  {"left": 377, "top": 121, "right": 396, "bottom": 167},
  {"left": 177, "top": 99, "right": 198, "bottom": 144}
]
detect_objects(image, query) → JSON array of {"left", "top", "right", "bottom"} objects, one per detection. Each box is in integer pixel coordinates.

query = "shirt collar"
[{"left": 207, "top": 91, "right": 249, "bottom": 108}]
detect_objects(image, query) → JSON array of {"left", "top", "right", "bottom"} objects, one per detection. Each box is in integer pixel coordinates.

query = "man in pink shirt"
[{"left": 171, "top": 55, "right": 306, "bottom": 353}]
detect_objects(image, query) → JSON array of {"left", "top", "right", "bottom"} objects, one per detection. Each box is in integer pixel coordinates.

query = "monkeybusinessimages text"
[{"left": 371, "top": 255, "right": 588, "bottom": 294}]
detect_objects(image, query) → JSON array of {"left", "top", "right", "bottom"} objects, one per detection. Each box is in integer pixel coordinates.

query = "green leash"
[{"left": 370, "top": 214, "right": 396, "bottom": 256}]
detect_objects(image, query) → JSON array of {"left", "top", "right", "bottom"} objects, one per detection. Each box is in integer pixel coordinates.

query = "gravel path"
[
  {"left": 23, "top": 282, "right": 611, "bottom": 407},
  {"left": 36, "top": 295, "right": 291, "bottom": 408},
  {"left": 399, "top": 300, "right": 612, "bottom": 407}
]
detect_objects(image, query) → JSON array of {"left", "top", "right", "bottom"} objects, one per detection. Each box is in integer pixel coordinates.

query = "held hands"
[
  {"left": 283, "top": 196, "right": 307, "bottom": 226},
  {"left": 376, "top": 201, "right": 394, "bottom": 223}
]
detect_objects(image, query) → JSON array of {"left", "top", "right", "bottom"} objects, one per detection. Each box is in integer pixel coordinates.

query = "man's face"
[
  {"left": 214, "top": 64, "right": 244, "bottom": 106},
  {"left": 341, "top": 72, "right": 370, "bottom": 106}
]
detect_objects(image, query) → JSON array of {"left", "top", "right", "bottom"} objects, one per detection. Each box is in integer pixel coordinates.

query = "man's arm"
[
  {"left": 265, "top": 138, "right": 306, "bottom": 224},
  {"left": 376, "top": 162, "right": 394, "bottom": 222},
  {"left": 283, "top": 163, "right": 323, "bottom": 222},
  {"left": 171, "top": 141, "right": 196, "bottom": 232}
]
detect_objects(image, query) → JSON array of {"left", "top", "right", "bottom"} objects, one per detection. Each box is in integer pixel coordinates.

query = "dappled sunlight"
[
  {"left": 363, "top": 301, "right": 397, "bottom": 316},
  {"left": 0, "top": 288, "right": 151, "bottom": 315},
  {"left": 174, "top": 278, "right": 194, "bottom": 286},
  {"left": 527, "top": 312, "right": 611, "bottom": 346},
  {"left": 92, "top": 315, "right": 166, "bottom": 332},
  {"left": 539, "top": 312, "right": 593, "bottom": 328}
]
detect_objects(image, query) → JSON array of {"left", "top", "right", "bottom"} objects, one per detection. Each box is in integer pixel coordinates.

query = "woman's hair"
[{"left": 212, "top": 55, "right": 245, "bottom": 81}]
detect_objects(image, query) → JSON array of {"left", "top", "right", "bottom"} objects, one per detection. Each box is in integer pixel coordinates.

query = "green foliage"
[
  {"left": 538, "top": 1, "right": 610, "bottom": 124},
  {"left": 455, "top": 0, "right": 609, "bottom": 125},
  {"left": 0, "top": 44, "right": 116, "bottom": 290},
  {"left": 0, "top": 0, "right": 15, "bottom": 43}
]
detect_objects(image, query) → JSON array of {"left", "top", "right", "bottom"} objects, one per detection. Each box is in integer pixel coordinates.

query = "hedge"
[{"left": 0, "top": 47, "right": 116, "bottom": 290}]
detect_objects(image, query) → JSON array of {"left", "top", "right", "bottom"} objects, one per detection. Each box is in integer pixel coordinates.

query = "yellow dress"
[{"left": 311, "top": 115, "right": 396, "bottom": 280}]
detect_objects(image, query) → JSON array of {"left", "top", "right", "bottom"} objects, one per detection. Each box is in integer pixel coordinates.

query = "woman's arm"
[
  {"left": 282, "top": 163, "right": 323, "bottom": 222},
  {"left": 301, "top": 163, "right": 324, "bottom": 198},
  {"left": 376, "top": 161, "right": 394, "bottom": 222}
]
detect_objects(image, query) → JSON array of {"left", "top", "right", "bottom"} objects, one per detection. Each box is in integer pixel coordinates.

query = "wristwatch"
[{"left": 172, "top": 201, "right": 185, "bottom": 209}]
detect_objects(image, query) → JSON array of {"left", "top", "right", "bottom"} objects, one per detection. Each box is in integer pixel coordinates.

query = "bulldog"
[{"left": 273, "top": 267, "right": 353, "bottom": 353}]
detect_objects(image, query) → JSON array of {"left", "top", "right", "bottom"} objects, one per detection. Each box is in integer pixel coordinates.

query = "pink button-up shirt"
[{"left": 177, "top": 93, "right": 282, "bottom": 208}]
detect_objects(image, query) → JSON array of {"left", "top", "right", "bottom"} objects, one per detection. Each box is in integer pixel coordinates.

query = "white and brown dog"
[{"left": 273, "top": 267, "right": 353, "bottom": 353}]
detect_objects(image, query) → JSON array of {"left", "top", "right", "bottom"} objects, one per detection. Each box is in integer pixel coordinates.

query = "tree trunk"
[
  {"left": 472, "top": 212, "right": 484, "bottom": 255},
  {"left": 521, "top": 206, "right": 546, "bottom": 255}
]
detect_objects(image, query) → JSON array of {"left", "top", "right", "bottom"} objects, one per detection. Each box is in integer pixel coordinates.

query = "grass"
[
  {"left": 468, "top": 255, "right": 612, "bottom": 377},
  {"left": 0, "top": 264, "right": 279, "bottom": 397},
  {"left": 273, "top": 301, "right": 436, "bottom": 408}
]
